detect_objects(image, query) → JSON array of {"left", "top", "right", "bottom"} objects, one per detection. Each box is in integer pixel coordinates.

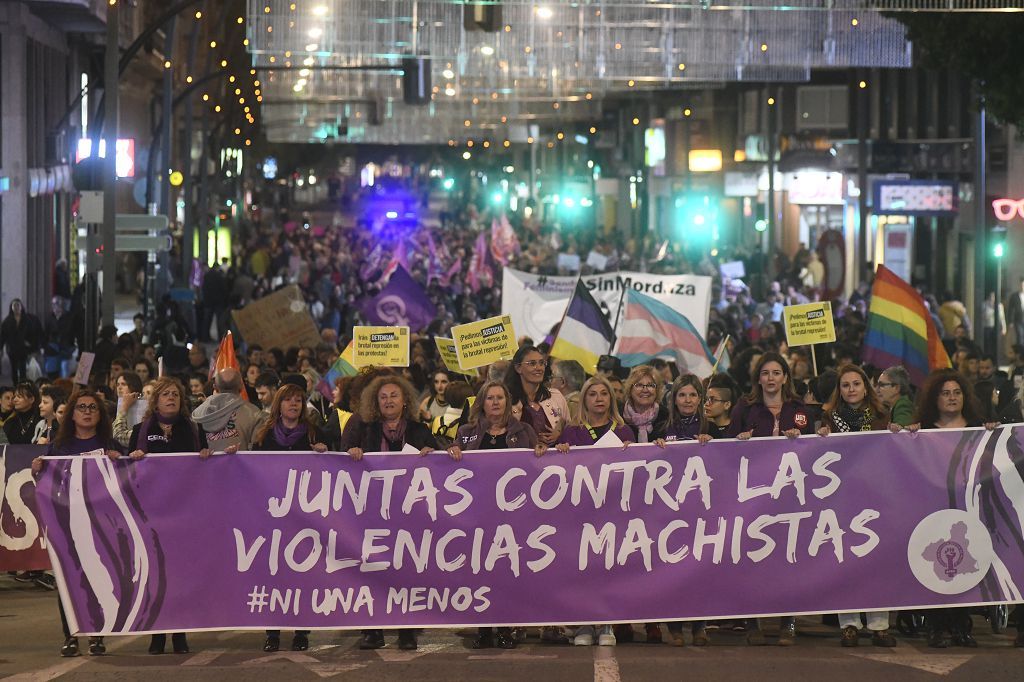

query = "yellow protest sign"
[
  {"left": 352, "top": 326, "right": 410, "bottom": 367},
  {"left": 452, "top": 315, "right": 517, "bottom": 370},
  {"left": 783, "top": 301, "right": 836, "bottom": 347},
  {"left": 434, "top": 337, "right": 473, "bottom": 377}
]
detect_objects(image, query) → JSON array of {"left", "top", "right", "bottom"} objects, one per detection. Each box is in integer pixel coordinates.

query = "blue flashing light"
[{"left": 385, "top": 210, "right": 399, "bottom": 219}]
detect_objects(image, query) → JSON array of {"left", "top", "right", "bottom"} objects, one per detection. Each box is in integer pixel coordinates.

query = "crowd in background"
[{"left": 3, "top": 178, "right": 1023, "bottom": 656}]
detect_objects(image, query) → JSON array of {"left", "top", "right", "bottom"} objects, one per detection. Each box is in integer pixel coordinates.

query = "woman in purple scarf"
[
  {"left": 251, "top": 383, "right": 328, "bottom": 653},
  {"left": 347, "top": 374, "right": 438, "bottom": 651}
]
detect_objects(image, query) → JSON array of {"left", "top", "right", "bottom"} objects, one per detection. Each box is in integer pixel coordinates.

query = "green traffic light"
[
  {"left": 442, "top": 178, "right": 455, "bottom": 190},
  {"left": 755, "top": 219, "right": 768, "bottom": 232},
  {"left": 994, "top": 243, "right": 1005, "bottom": 258}
]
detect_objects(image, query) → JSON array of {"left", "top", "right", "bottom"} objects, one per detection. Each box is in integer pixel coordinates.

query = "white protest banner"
[{"left": 502, "top": 268, "right": 713, "bottom": 342}]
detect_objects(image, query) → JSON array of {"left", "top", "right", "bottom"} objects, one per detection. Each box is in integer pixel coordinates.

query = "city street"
[{"left": 2, "top": 579, "right": 1021, "bottom": 681}]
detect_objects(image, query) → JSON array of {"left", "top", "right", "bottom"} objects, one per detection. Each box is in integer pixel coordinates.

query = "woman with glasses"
[
  {"left": 504, "top": 346, "right": 569, "bottom": 452},
  {"left": 504, "top": 346, "right": 572, "bottom": 645},
  {"left": 128, "top": 376, "right": 210, "bottom": 655},
  {"left": 31, "top": 389, "right": 121, "bottom": 658},
  {"left": 815, "top": 365, "right": 898, "bottom": 648},
  {"left": 906, "top": 369, "right": 995, "bottom": 648},
  {"left": 874, "top": 366, "right": 915, "bottom": 427},
  {"left": 615, "top": 365, "right": 670, "bottom": 644},
  {"left": 727, "top": 351, "right": 813, "bottom": 646},
  {"left": 447, "top": 381, "right": 541, "bottom": 650},
  {"left": 703, "top": 374, "right": 737, "bottom": 439}
]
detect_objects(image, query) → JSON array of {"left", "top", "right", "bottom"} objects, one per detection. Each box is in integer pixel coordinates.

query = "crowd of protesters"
[{"left": 4, "top": 179, "right": 1023, "bottom": 657}]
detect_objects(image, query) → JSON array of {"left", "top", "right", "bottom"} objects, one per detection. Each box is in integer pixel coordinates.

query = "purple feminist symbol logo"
[
  {"left": 936, "top": 540, "right": 965, "bottom": 578},
  {"left": 923, "top": 521, "right": 979, "bottom": 583}
]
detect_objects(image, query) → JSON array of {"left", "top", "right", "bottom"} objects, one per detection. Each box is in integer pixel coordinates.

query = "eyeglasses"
[
  {"left": 520, "top": 359, "right": 548, "bottom": 368},
  {"left": 74, "top": 403, "right": 100, "bottom": 413},
  {"left": 633, "top": 383, "right": 657, "bottom": 391},
  {"left": 876, "top": 381, "right": 896, "bottom": 389},
  {"left": 993, "top": 198, "right": 1024, "bottom": 221}
]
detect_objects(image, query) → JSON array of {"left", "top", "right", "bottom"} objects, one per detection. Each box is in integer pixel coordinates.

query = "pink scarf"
[{"left": 624, "top": 402, "right": 659, "bottom": 443}]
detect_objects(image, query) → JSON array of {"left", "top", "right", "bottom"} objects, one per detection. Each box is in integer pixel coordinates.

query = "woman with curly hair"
[
  {"left": 127, "top": 376, "right": 209, "bottom": 655},
  {"left": 347, "top": 374, "right": 438, "bottom": 651},
  {"left": 908, "top": 368, "right": 996, "bottom": 649}
]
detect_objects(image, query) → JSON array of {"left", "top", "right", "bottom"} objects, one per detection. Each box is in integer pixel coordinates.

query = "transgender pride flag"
[{"left": 613, "top": 288, "right": 715, "bottom": 376}]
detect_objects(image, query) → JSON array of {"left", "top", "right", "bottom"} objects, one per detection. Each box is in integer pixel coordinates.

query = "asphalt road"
[{"left": 2, "top": 578, "right": 1022, "bottom": 681}]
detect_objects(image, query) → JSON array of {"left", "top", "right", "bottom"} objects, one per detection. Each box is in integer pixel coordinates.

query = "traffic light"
[
  {"left": 674, "top": 192, "right": 720, "bottom": 243},
  {"left": 442, "top": 178, "right": 455, "bottom": 191},
  {"left": 994, "top": 242, "right": 1005, "bottom": 259}
]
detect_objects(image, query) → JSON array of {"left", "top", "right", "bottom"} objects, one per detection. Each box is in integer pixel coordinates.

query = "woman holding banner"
[
  {"left": 727, "top": 352, "right": 813, "bottom": 646},
  {"left": 503, "top": 347, "right": 571, "bottom": 646},
  {"left": 815, "top": 365, "right": 898, "bottom": 648},
  {"left": 617, "top": 365, "right": 670, "bottom": 644},
  {"left": 446, "top": 381, "right": 541, "bottom": 649},
  {"left": 558, "top": 375, "right": 634, "bottom": 449},
  {"left": 656, "top": 374, "right": 713, "bottom": 647},
  {"left": 348, "top": 374, "right": 439, "bottom": 651},
  {"left": 909, "top": 369, "right": 995, "bottom": 649},
  {"left": 31, "top": 388, "right": 121, "bottom": 657},
  {"left": 621, "top": 366, "right": 668, "bottom": 448},
  {"left": 550, "top": 375, "right": 633, "bottom": 647},
  {"left": 128, "top": 376, "right": 210, "bottom": 655},
  {"left": 252, "top": 383, "right": 328, "bottom": 653}
]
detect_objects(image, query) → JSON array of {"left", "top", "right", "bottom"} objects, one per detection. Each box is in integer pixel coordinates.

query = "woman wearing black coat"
[
  {"left": 0, "top": 299, "right": 43, "bottom": 384},
  {"left": 251, "top": 382, "right": 328, "bottom": 653},
  {"left": 348, "top": 374, "right": 438, "bottom": 651},
  {"left": 128, "top": 376, "right": 209, "bottom": 655}
]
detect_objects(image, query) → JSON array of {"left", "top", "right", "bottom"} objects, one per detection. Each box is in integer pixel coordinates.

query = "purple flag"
[
  {"left": 359, "top": 265, "right": 436, "bottom": 331},
  {"left": 36, "top": 427, "right": 1024, "bottom": 634}
]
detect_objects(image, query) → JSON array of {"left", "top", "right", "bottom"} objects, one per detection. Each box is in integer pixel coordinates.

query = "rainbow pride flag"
[
  {"left": 317, "top": 341, "right": 358, "bottom": 399},
  {"left": 862, "top": 264, "right": 950, "bottom": 386}
]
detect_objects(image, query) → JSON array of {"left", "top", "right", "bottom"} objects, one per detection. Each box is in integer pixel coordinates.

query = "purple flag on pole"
[{"left": 359, "top": 265, "right": 437, "bottom": 331}]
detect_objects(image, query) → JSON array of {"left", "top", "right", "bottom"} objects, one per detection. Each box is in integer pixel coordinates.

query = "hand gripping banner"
[{"left": 36, "top": 428, "right": 1024, "bottom": 635}]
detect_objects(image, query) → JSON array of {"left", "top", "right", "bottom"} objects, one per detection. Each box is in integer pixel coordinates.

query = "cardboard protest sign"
[
  {"left": 231, "top": 284, "right": 321, "bottom": 350},
  {"left": 452, "top": 315, "right": 517, "bottom": 370},
  {"left": 352, "top": 326, "right": 410, "bottom": 368}
]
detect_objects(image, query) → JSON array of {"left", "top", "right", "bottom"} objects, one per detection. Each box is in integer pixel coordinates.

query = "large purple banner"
[{"left": 36, "top": 427, "right": 1024, "bottom": 635}]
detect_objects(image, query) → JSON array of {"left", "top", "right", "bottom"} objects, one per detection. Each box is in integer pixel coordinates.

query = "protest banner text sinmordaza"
[{"left": 36, "top": 427, "right": 1024, "bottom": 635}]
